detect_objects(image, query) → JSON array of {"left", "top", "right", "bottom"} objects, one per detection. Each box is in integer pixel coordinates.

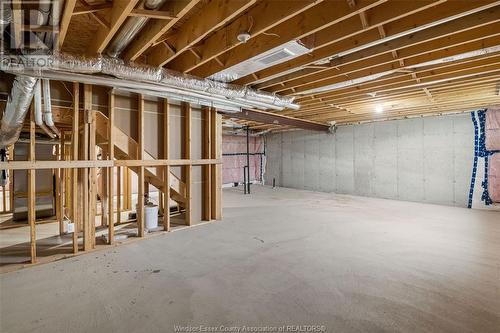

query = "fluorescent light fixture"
[{"left": 375, "top": 105, "right": 384, "bottom": 113}]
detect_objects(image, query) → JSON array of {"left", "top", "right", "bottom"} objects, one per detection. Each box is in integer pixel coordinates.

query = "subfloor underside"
[{"left": 1, "top": 185, "right": 499, "bottom": 333}]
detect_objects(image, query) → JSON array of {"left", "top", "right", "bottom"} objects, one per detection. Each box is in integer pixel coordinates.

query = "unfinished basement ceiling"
[{"left": 6, "top": 0, "right": 500, "bottom": 132}]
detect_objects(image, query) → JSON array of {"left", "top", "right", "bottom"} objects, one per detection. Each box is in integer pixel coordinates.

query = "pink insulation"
[
  {"left": 485, "top": 107, "right": 500, "bottom": 151},
  {"left": 222, "top": 135, "right": 264, "bottom": 185},
  {"left": 486, "top": 107, "right": 500, "bottom": 203},
  {"left": 488, "top": 154, "right": 500, "bottom": 203},
  {"left": 488, "top": 154, "right": 500, "bottom": 202}
]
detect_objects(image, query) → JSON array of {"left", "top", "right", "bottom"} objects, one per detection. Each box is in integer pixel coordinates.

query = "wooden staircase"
[{"left": 94, "top": 111, "right": 187, "bottom": 207}]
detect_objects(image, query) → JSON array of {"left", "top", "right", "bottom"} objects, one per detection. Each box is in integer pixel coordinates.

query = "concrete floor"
[{"left": 1, "top": 185, "right": 499, "bottom": 332}]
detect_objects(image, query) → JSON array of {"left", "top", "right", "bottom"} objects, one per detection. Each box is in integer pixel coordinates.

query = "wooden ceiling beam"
[
  {"left": 227, "top": 109, "right": 330, "bottom": 132},
  {"left": 307, "top": 93, "right": 500, "bottom": 117},
  {"left": 58, "top": 0, "right": 77, "bottom": 50},
  {"left": 87, "top": 0, "right": 140, "bottom": 55},
  {"left": 122, "top": 0, "right": 202, "bottom": 61},
  {"left": 295, "top": 75, "right": 500, "bottom": 113},
  {"left": 77, "top": 0, "right": 110, "bottom": 29},
  {"left": 279, "top": 29, "right": 500, "bottom": 95},
  {"left": 293, "top": 85, "right": 500, "bottom": 118},
  {"left": 146, "top": 0, "right": 257, "bottom": 67},
  {"left": 128, "top": 9, "right": 176, "bottom": 20},
  {"left": 297, "top": 81, "right": 500, "bottom": 113},
  {"left": 235, "top": 0, "right": 499, "bottom": 87},
  {"left": 308, "top": 99, "right": 500, "bottom": 124},
  {"left": 189, "top": 0, "right": 387, "bottom": 78},
  {"left": 72, "top": 3, "right": 112, "bottom": 15},
  {"left": 166, "top": 0, "right": 323, "bottom": 73},
  {"left": 266, "top": 24, "right": 500, "bottom": 94},
  {"left": 297, "top": 68, "right": 500, "bottom": 105},
  {"left": 294, "top": 57, "right": 500, "bottom": 108},
  {"left": 11, "top": 1, "right": 22, "bottom": 49}
]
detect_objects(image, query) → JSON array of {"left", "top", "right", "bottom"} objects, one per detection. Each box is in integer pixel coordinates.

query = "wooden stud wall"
[
  {"left": 28, "top": 108, "right": 36, "bottom": 263},
  {"left": 137, "top": 94, "right": 145, "bottom": 237},
  {"left": 182, "top": 102, "right": 192, "bottom": 226},
  {"left": 0, "top": 83, "right": 223, "bottom": 269},
  {"left": 108, "top": 90, "right": 115, "bottom": 244}
]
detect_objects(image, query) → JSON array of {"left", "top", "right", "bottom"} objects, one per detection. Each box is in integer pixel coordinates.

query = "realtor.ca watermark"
[
  {"left": 173, "top": 325, "right": 327, "bottom": 333},
  {"left": 0, "top": 0, "right": 59, "bottom": 70}
]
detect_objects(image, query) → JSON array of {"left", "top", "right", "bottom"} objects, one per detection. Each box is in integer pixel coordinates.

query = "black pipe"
[
  {"left": 243, "top": 166, "right": 248, "bottom": 194},
  {"left": 246, "top": 126, "right": 250, "bottom": 194}
]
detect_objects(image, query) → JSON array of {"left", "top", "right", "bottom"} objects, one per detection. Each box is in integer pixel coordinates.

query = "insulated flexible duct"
[
  {"left": 3, "top": 53, "right": 298, "bottom": 110},
  {"left": 0, "top": 2, "right": 12, "bottom": 52},
  {"left": 106, "top": 0, "right": 168, "bottom": 58},
  {"left": 42, "top": 79, "right": 60, "bottom": 136},
  {"left": 0, "top": 76, "right": 38, "bottom": 148},
  {"left": 34, "top": 80, "right": 56, "bottom": 138}
]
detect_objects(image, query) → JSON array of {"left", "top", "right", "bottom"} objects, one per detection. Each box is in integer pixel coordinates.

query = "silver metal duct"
[
  {"left": 106, "top": 0, "right": 168, "bottom": 58},
  {"left": 0, "top": 1, "right": 12, "bottom": 30},
  {"left": 1, "top": 2, "right": 12, "bottom": 51},
  {"left": 0, "top": 76, "right": 38, "bottom": 148},
  {"left": 34, "top": 80, "right": 56, "bottom": 138},
  {"left": 42, "top": 79, "right": 60, "bottom": 136},
  {"left": 3, "top": 53, "right": 299, "bottom": 110},
  {"left": 0, "top": 48, "right": 298, "bottom": 148}
]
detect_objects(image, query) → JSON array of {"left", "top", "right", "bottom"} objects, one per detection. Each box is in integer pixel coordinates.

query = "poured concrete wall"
[{"left": 265, "top": 113, "right": 475, "bottom": 207}]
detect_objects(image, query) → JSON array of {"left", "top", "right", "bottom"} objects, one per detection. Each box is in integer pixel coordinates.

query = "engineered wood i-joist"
[
  {"left": 168, "top": 0, "right": 321, "bottom": 73},
  {"left": 190, "top": 0, "right": 386, "bottom": 78},
  {"left": 87, "top": 0, "right": 140, "bottom": 55},
  {"left": 123, "top": 0, "right": 202, "bottom": 61},
  {"left": 281, "top": 9, "right": 500, "bottom": 96},
  {"left": 58, "top": 0, "right": 77, "bottom": 50},
  {"left": 236, "top": 0, "right": 498, "bottom": 87},
  {"left": 273, "top": 28, "right": 500, "bottom": 95},
  {"left": 147, "top": 0, "right": 257, "bottom": 67}
]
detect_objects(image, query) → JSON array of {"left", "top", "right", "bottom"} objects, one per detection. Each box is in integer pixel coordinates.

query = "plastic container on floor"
[{"left": 136, "top": 204, "right": 159, "bottom": 230}]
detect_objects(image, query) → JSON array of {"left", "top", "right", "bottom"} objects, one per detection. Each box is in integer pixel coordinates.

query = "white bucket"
[{"left": 136, "top": 204, "right": 159, "bottom": 230}]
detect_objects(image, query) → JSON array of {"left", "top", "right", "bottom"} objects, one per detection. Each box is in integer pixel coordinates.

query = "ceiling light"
[
  {"left": 237, "top": 32, "right": 251, "bottom": 43},
  {"left": 375, "top": 105, "right": 384, "bottom": 113}
]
